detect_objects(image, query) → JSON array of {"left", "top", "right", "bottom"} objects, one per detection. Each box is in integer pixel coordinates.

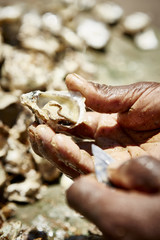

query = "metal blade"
[{"left": 91, "top": 144, "right": 115, "bottom": 183}]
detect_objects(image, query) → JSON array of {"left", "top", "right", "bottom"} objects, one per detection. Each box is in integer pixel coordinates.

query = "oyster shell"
[
  {"left": 19, "top": 34, "right": 60, "bottom": 57},
  {"left": 0, "top": 122, "right": 9, "bottom": 157},
  {"left": 21, "top": 90, "right": 86, "bottom": 131},
  {"left": 31, "top": 149, "right": 61, "bottom": 182},
  {"left": 1, "top": 46, "right": 53, "bottom": 91},
  {"left": 0, "top": 90, "right": 18, "bottom": 110},
  {"left": 19, "top": 11, "right": 61, "bottom": 56},
  {"left": 77, "top": 0, "right": 96, "bottom": 11},
  {"left": 0, "top": 162, "right": 7, "bottom": 189},
  {"left": 0, "top": 5, "right": 23, "bottom": 23},
  {"left": 94, "top": 2, "right": 123, "bottom": 25},
  {"left": 60, "top": 27, "right": 84, "bottom": 50},
  {"left": 134, "top": 29, "right": 159, "bottom": 50},
  {"left": 41, "top": 12, "right": 62, "bottom": 36},
  {"left": 4, "top": 137, "right": 34, "bottom": 175},
  {"left": 5, "top": 169, "right": 41, "bottom": 203},
  {"left": 77, "top": 19, "right": 110, "bottom": 49},
  {"left": 123, "top": 12, "right": 151, "bottom": 35}
]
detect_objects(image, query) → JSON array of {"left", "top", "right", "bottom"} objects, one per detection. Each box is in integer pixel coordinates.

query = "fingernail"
[
  {"left": 73, "top": 73, "right": 85, "bottom": 81},
  {"left": 28, "top": 126, "right": 41, "bottom": 156},
  {"left": 36, "top": 125, "right": 55, "bottom": 141},
  {"left": 28, "top": 126, "right": 35, "bottom": 140},
  {"left": 66, "top": 73, "right": 85, "bottom": 85}
]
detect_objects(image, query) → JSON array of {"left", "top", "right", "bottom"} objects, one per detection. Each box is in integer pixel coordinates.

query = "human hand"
[
  {"left": 66, "top": 158, "right": 160, "bottom": 240},
  {"left": 28, "top": 74, "right": 160, "bottom": 180},
  {"left": 64, "top": 75, "right": 160, "bottom": 240}
]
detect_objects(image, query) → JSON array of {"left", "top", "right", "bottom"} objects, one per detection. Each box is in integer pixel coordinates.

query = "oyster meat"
[{"left": 21, "top": 90, "right": 86, "bottom": 131}]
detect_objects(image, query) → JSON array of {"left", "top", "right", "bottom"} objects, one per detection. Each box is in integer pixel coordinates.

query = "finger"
[
  {"left": 29, "top": 123, "right": 41, "bottom": 156},
  {"left": 28, "top": 124, "right": 94, "bottom": 178},
  {"left": 69, "top": 112, "right": 123, "bottom": 141},
  {"left": 66, "top": 74, "right": 160, "bottom": 130},
  {"left": 68, "top": 111, "right": 100, "bottom": 139},
  {"left": 66, "top": 73, "right": 153, "bottom": 114},
  {"left": 67, "top": 175, "right": 160, "bottom": 240},
  {"left": 108, "top": 155, "right": 160, "bottom": 193},
  {"left": 29, "top": 124, "right": 80, "bottom": 178}
]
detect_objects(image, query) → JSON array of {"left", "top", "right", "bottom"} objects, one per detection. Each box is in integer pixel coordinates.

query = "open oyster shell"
[{"left": 21, "top": 90, "right": 86, "bottom": 131}]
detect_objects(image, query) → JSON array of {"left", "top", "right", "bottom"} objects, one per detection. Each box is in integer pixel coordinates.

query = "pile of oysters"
[{"left": 0, "top": 0, "right": 159, "bottom": 232}]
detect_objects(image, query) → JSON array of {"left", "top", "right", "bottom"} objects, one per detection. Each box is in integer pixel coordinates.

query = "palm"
[{"left": 70, "top": 110, "right": 160, "bottom": 169}]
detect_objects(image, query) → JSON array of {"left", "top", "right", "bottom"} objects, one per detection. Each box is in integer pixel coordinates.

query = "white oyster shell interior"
[{"left": 21, "top": 90, "right": 86, "bottom": 130}]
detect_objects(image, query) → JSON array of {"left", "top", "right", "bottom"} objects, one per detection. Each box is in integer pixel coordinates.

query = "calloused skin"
[{"left": 29, "top": 74, "right": 160, "bottom": 240}]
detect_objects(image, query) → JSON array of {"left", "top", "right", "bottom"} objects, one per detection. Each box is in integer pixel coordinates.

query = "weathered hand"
[
  {"left": 29, "top": 73, "right": 160, "bottom": 179},
  {"left": 66, "top": 167, "right": 160, "bottom": 240}
]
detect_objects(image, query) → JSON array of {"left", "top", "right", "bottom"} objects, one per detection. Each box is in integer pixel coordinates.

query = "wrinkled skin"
[{"left": 29, "top": 74, "right": 160, "bottom": 240}]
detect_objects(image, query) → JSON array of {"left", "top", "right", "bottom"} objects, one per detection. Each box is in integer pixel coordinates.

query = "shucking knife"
[{"left": 91, "top": 144, "right": 115, "bottom": 183}]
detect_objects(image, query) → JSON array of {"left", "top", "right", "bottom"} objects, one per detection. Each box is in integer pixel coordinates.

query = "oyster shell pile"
[
  {"left": 0, "top": 0, "right": 159, "bottom": 237},
  {"left": 21, "top": 90, "right": 86, "bottom": 131}
]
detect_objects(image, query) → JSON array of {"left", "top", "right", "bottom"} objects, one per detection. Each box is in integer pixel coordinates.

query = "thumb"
[
  {"left": 66, "top": 74, "right": 160, "bottom": 130},
  {"left": 65, "top": 74, "right": 157, "bottom": 114},
  {"left": 108, "top": 156, "right": 160, "bottom": 193},
  {"left": 66, "top": 175, "right": 160, "bottom": 240}
]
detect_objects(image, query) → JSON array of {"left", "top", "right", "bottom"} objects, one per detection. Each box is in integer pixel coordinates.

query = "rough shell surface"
[
  {"left": 19, "top": 12, "right": 61, "bottom": 56},
  {"left": 21, "top": 90, "right": 86, "bottom": 131},
  {"left": 4, "top": 137, "right": 34, "bottom": 175},
  {"left": 0, "top": 162, "right": 7, "bottom": 188},
  {"left": 0, "top": 122, "right": 9, "bottom": 157},
  {"left": 1, "top": 46, "right": 53, "bottom": 91},
  {"left": 5, "top": 170, "right": 41, "bottom": 203},
  {"left": 31, "top": 149, "right": 61, "bottom": 182}
]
